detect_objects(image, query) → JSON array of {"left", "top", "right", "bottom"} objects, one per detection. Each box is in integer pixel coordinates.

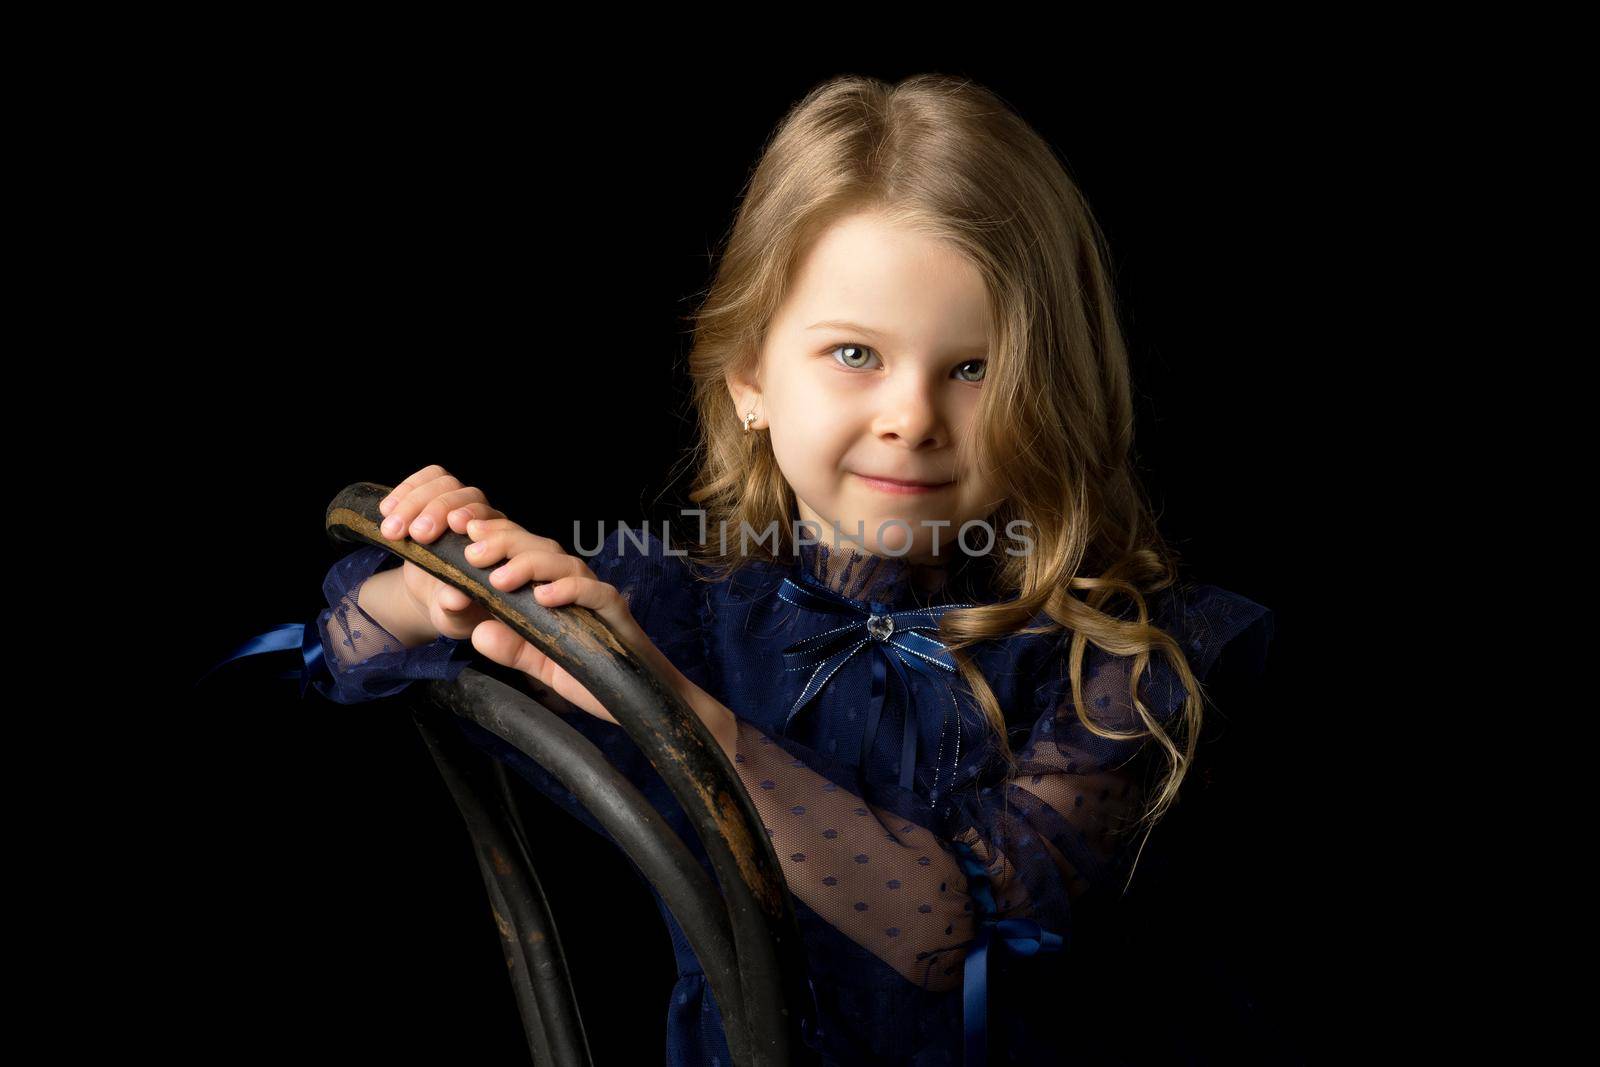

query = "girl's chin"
[{"left": 843, "top": 526, "right": 951, "bottom": 562}]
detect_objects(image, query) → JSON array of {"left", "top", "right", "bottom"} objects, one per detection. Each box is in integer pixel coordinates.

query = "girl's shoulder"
[
  {"left": 1002, "top": 578, "right": 1276, "bottom": 754},
  {"left": 1148, "top": 578, "right": 1276, "bottom": 687}
]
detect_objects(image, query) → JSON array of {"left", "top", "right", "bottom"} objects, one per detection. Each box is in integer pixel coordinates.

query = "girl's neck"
[{"left": 797, "top": 537, "right": 953, "bottom": 605}]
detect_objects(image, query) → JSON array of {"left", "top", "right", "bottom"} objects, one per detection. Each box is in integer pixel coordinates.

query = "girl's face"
[{"left": 729, "top": 209, "right": 1001, "bottom": 566}]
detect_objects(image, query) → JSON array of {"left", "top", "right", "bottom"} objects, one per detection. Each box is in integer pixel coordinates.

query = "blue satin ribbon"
[
  {"left": 776, "top": 575, "right": 973, "bottom": 799},
  {"left": 191, "top": 621, "right": 333, "bottom": 698},
  {"left": 950, "top": 839, "right": 1065, "bottom": 1066}
]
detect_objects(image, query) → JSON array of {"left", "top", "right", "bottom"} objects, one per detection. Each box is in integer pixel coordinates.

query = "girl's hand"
[
  {"left": 462, "top": 517, "right": 695, "bottom": 728},
  {"left": 377, "top": 464, "right": 508, "bottom": 640}
]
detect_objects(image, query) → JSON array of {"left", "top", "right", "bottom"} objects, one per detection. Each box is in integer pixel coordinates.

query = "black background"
[{"left": 151, "top": 56, "right": 1398, "bottom": 1064}]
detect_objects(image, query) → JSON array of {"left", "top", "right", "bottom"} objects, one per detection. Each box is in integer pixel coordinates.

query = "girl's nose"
[{"left": 874, "top": 378, "right": 946, "bottom": 446}]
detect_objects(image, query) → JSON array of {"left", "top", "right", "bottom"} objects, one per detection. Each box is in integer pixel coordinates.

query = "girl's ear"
[{"left": 725, "top": 366, "right": 764, "bottom": 429}]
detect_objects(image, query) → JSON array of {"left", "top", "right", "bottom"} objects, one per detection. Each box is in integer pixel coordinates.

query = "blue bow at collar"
[{"left": 776, "top": 574, "right": 974, "bottom": 801}]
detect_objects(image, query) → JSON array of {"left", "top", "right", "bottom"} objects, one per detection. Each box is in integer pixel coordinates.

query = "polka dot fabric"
[
  {"left": 311, "top": 528, "right": 1275, "bottom": 1064},
  {"left": 310, "top": 547, "right": 477, "bottom": 703}
]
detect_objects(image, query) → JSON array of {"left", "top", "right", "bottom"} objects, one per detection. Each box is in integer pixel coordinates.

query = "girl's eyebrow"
[
  {"left": 807, "top": 320, "right": 987, "bottom": 356},
  {"left": 807, "top": 319, "right": 892, "bottom": 338}
]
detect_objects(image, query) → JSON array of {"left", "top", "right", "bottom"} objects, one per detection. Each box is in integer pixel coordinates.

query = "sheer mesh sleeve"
[
  {"left": 721, "top": 582, "right": 1276, "bottom": 997},
  {"left": 294, "top": 528, "right": 720, "bottom": 855},
  {"left": 307, "top": 546, "right": 475, "bottom": 705}
]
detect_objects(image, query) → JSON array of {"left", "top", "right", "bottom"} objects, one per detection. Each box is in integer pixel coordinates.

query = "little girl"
[{"left": 287, "top": 75, "right": 1276, "bottom": 1066}]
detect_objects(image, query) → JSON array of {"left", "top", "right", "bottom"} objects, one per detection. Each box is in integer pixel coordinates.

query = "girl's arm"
[
  {"left": 679, "top": 677, "right": 1107, "bottom": 994},
  {"left": 683, "top": 683, "right": 740, "bottom": 762},
  {"left": 331, "top": 565, "right": 441, "bottom": 654},
  {"left": 306, "top": 545, "right": 674, "bottom": 857},
  {"left": 672, "top": 586, "right": 1275, "bottom": 996},
  {"left": 310, "top": 547, "right": 474, "bottom": 704}
]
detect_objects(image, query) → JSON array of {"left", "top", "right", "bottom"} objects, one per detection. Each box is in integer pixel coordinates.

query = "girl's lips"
[{"left": 853, "top": 473, "right": 953, "bottom": 495}]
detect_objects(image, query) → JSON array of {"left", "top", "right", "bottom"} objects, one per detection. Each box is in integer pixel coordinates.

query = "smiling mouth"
[{"left": 852, "top": 473, "right": 954, "bottom": 493}]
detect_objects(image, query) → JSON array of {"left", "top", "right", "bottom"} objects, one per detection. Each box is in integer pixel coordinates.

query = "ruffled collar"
[{"left": 791, "top": 539, "right": 957, "bottom": 611}]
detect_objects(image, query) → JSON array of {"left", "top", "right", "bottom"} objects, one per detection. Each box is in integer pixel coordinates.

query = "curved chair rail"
[
  {"left": 415, "top": 668, "right": 742, "bottom": 1063},
  {"left": 325, "top": 482, "right": 816, "bottom": 1066},
  {"left": 412, "top": 699, "right": 595, "bottom": 1064}
]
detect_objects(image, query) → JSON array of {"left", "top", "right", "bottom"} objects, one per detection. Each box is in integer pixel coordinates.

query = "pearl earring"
[{"left": 743, "top": 410, "right": 758, "bottom": 432}]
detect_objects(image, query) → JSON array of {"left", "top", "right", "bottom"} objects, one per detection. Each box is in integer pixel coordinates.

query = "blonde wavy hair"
[{"left": 669, "top": 73, "right": 1208, "bottom": 857}]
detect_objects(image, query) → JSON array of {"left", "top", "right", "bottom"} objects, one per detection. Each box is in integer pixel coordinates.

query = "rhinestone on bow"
[{"left": 866, "top": 614, "right": 895, "bottom": 641}]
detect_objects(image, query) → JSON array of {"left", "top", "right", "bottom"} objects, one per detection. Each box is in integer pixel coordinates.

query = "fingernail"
[
  {"left": 414, "top": 516, "right": 434, "bottom": 535},
  {"left": 467, "top": 520, "right": 480, "bottom": 537},
  {"left": 468, "top": 542, "right": 485, "bottom": 556},
  {"left": 382, "top": 516, "right": 402, "bottom": 536},
  {"left": 379, "top": 496, "right": 393, "bottom": 515}
]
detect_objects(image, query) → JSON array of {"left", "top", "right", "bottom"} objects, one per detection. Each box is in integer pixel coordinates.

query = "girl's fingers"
[
  {"left": 403, "top": 484, "right": 488, "bottom": 544},
  {"left": 487, "top": 556, "right": 641, "bottom": 662},
  {"left": 467, "top": 617, "right": 616, "bottom": 725},
  {"left": 436, "top": 583, "right": 475, "bottom": 612},
  {"left": 459, "top": 522, "right": 567, "bottom": 577},
  {"left": 532, "top": 574, "right": 623, "bottom": 621},
  {"left": 380, "top": 474, "right": 494, "bottom": 545},
  {"left": 487, "top": 548, "right": 592, "bottom": 593},
  {"left": 409, "top": 487, "right": 490, "bottom": 540},
  {"left": 468, "top": 618, "right": 550, "bottom": 679},
  {"left": 531, "top": 573, "right": 678, "bottom": 692},
  {"left": 465, "top": 529, "right": 565, "bottom": 571},
  {"left": 445, "top": 501, "right": 504, "bottom": 533},
  {"left": 379, "top": 464, "right": 450, "bottom": 516},
  {"left": 466, "top": 518, "right": 564, "bottom": 554},
  {"left": 380, "top": 472, "right": 461, "bottom": 539},
  {"left": 465, "top": 536, "right": 500, "bottom": 568},
  {"left": 432, "top": 600, "right": 487, "bottom": 639}
]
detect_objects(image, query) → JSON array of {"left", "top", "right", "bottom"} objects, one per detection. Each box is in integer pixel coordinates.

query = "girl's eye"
[
  {"left": 829, "top": 343, "right": 988, "bottom": 384},
  {"left": 830, "top": 343, "right": 880, "bottom": 370},
  {"left": 955, "top": 359, "right": 987, "bottom": 384}
]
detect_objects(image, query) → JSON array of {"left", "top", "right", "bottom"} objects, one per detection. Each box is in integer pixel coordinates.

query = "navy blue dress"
[{"left": 304, "top": 528, "right": 1276, "bottom": 1066}]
